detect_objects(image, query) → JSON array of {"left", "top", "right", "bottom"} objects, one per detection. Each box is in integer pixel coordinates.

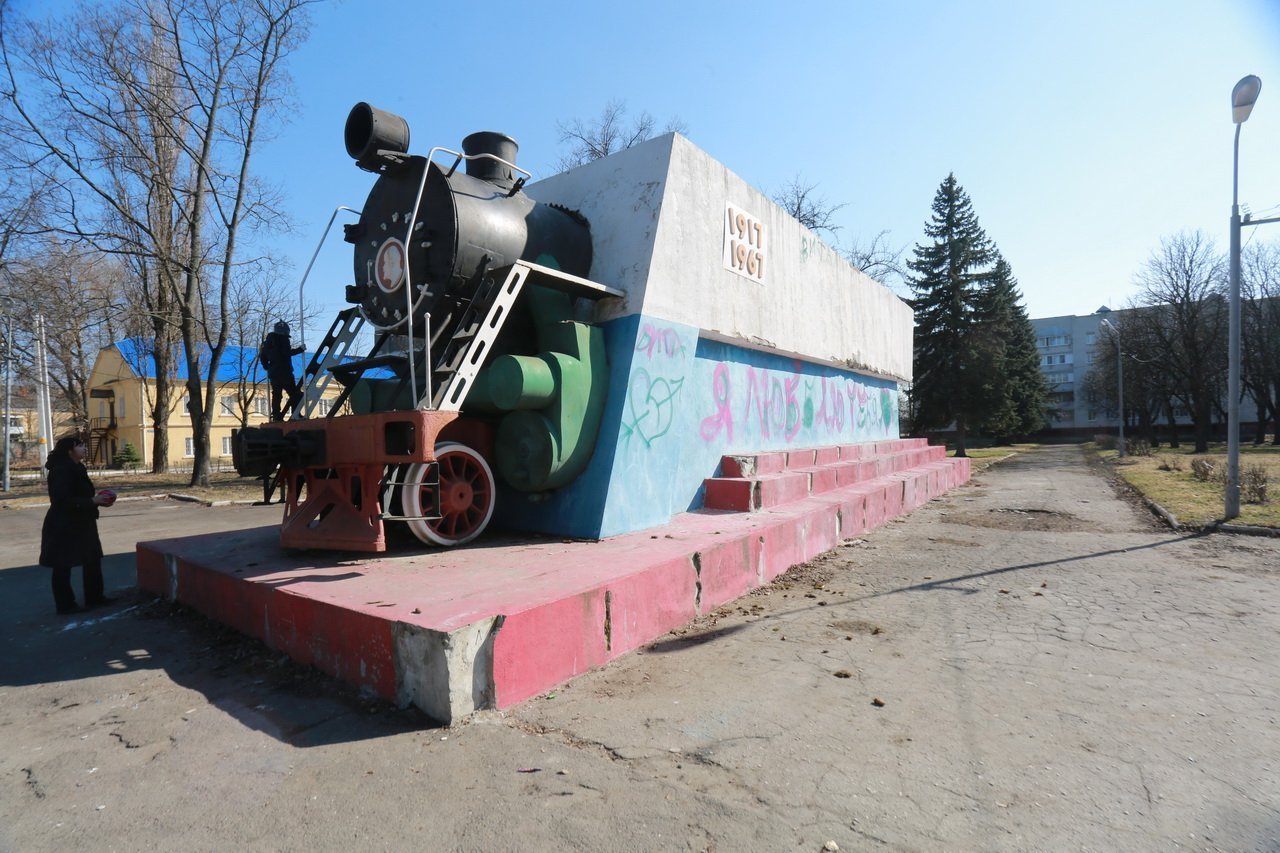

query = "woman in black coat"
[{"left": 39, "top": 435, "right": 114, "bottom": 615}]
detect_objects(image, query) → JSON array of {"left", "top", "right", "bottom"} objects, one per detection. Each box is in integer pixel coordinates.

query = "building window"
[
  {"left": 222, "top": 435, "right": 233, "bottom": 456},
  {"left": 252, "top": 396, "right": 270, "bottom": 417},
  {"left": 1040, "top": 334, "right": 1072, "bottom": 348},
  {"left": 117, "top": 396, "right": 125, "bottom": 418},
  {"left": 1040, "top": 353, "right": 1074, "bottom": 366},
  {"left": 1086, "top": 332, "right": 1096, "bottom": 345},
  {"left": 1087, "top": 410, "right": 1098, "bottom": 421},
  {"left": 184, "top": 437, "right": 194, "bottom": 457},
  {"left": 220, "top": 395, "right": 237, "bottom": 417},
  {"left": 315, "top": 397, "right": 332, "bottom": 416}
]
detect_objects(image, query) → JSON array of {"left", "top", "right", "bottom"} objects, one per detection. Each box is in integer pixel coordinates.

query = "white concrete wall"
[
  {"left": 525, "top": 138, "right": 672, "bottom": 317},
  {"left": 528, "top": 133, "right": 913, "bottom": 384}
]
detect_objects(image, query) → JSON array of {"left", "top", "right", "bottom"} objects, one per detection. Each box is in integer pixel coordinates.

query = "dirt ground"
[{"left": 1, "top": 445, "right": 1277, "bottom": 851}]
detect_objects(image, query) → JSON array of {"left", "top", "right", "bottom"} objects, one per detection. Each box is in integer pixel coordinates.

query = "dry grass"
[
  {"left": 949, "top": 444, "right": 1036, "bottom": 471},
  {"left": 0, "top": 467, "right": 265, "bottom": 509},
  {"left": 1095, "top": 441, "right": 1280, "bottom": 528}
]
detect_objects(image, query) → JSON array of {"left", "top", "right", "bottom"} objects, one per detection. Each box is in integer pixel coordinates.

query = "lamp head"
[{"left": 1232, "top": 75, "right": 1262, "bottom": 124}]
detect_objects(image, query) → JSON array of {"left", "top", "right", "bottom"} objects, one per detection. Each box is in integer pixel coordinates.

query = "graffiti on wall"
[
  {"left": 698, "top": 363, "right": 894, "bottom": 445},
  {"left": 620, "top": 323, "right": 689, "bottom": 448}
]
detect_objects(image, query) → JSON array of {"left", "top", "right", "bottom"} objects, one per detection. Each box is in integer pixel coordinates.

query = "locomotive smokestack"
[
  {"left": 345, "top": 102, "right": 410, "bottom": 172},
  {"left": 462, "top": 131, "right": 519, "bottom": 189}
]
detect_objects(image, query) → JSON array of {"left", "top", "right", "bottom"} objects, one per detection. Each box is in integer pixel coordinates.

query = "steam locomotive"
[{"left": 233, "top": 103, "right": 620, "bottom": 552}]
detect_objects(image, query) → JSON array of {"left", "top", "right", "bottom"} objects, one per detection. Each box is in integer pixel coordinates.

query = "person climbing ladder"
[{"left": 259, "top": 320, "right": 304, "bottom": 421}]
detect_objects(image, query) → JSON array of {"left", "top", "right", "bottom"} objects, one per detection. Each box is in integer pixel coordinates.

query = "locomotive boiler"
[{"left": 233, "top": 103, "right": 621, "bottom": 552}]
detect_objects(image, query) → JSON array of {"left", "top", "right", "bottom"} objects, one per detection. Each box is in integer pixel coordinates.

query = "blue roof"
[{"left": 112, "top": 338, "right": 310, "bottom": 383}]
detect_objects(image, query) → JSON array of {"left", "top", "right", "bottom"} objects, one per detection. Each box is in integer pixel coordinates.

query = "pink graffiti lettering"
[
  {"left": 742, "top": 368, "right": 802, "bottom": 439},
  {"left": 783, "top": 375, "right": 802, "bottom": 441},
  {"left": 635, "top": 324, "right": 686, "bottom": 360},
  {"left": 814, "top": 376, "right": 844, "bottom": 432},
  {"left": 699, "top": 362, "right": 733, "bottom": 442}
]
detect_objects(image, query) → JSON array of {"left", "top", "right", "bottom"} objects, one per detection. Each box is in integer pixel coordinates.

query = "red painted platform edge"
[
  {"left": 487, "top": 456, "right": 969, "bottom": 710},
  {"left": 136, "top": 543, "right": 397, "bottom": 701},
  {"left": 135, "top": 455, "right": 971, "bottom": 721}
]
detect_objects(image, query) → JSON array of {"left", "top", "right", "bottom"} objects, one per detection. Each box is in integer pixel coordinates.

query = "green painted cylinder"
[
  {"left": 489, "top": 355, "right": 557, "bottom": 411},
  {"left": 348, "top": 378, "right": 415, "bottom": 414},
  {"left": 495, "top": 410, "right": 559, "bottom": 491}
]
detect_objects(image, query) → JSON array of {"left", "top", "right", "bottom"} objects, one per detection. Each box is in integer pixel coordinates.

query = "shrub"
[
  {"left": 1126, "top": 438, "right": 1152, "bottom": 457},
  {"left": 1241, "top": 465, "right": 1269, "bottom": 504},
  {"left": 1190, "top": 458, "right": 1216, "bottom": 482},
  {"left": 1094, "top": 434, "right": 1118, "bottom": 450},
  {"left": 112, "top": 442, "right": 142, "bottom": 472},
  {"left": 1157, "top": 456, "right": 1184, "bottom": 472}
]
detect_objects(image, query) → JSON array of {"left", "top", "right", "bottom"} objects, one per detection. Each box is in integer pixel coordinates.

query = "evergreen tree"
[
  {"left": 113, "top": 442, "right": 142, "bottom": 472},
  {"left": 974, "top": 254, "right": 1049, "bottom": 442},
  {"left": 907, "top": 174, "right": 993, "bottom": 456}
]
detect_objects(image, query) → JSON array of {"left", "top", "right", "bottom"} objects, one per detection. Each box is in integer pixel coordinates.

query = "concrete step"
[{"left": 703, "top": 438, "right": 947, "bottom": 512}]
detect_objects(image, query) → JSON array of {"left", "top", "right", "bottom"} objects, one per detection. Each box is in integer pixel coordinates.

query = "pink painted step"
[{"left": 705, "top": 439, "right": 948, "bottom": 512}]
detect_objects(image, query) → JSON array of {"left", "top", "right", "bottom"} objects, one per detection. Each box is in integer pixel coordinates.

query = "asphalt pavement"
[{"left": 1, "top": 446, "right": 1277, "bottom": 852}]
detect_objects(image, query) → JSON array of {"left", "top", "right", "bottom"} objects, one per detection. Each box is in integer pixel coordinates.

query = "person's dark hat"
[{"left": 273, "top": 320, "right": 289, "bottom": 335}]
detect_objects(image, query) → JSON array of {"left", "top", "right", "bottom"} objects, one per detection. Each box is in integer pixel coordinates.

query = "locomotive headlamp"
[{"left": 345, "top": 102, "right": 410, "bottom": 172}]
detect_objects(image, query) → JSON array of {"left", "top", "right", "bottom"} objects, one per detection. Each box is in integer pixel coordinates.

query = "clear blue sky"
[{"left": 22, "top": 0, "right": 1280, "bottom": 343}]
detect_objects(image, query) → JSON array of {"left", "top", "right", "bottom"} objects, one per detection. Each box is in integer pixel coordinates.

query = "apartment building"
[{"left": 1030, "top": 307, "right": 1260, "bottom": 438}]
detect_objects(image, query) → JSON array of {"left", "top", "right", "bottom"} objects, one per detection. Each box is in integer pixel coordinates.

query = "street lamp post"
[
  {"left": 1100, "top": 319, "right": 1124, "bottom": 457},
  {"left": 1, "top": 313, "right": 10, "bottom": 492},
  {"left": 1227, "top": 75, "right": 1262, "bottom": 519}
]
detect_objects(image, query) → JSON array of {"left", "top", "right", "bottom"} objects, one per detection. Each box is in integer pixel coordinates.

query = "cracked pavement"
[{"left": 1, "top": 445, "right": 1277, "bottom": 851}]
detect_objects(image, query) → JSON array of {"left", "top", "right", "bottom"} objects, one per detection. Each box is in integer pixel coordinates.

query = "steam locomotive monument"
[
  {"left": 233, "top": 102, "right": 915, "bottom": 551},
  {"left": 140, "top": 103, "right": 967, "bottom": 721}
]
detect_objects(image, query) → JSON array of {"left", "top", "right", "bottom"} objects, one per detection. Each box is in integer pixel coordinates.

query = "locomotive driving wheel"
[{"left": 401, "top": 442, "right": 496, "bottom": 547}]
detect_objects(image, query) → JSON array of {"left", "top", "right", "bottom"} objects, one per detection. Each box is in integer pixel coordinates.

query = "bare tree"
[
  {"left": 846, "top": 229, "right": 907, "bottom": 291},
  {"left": 1083, "top": 312, "right": 1165, "bottom": 447},
  {"left": 170, "top": 0, "right": 313, "bottom": 486},
  {"left": 555, "top": 99, "right": 687, "bottom": 170},
  {"left": 11, "top": 243, "right": 123, "bottom": 430},
  {"left": 1241, "top": 240, "right": 1280, "bottom": 444},
  {"left": 771, "top": 175, "right": 845, "bottom": 237},
  {"left": 3, "top": 0, "right": 196, "bottom": 470},
  {"left": 2, "top": 0, "right": 314, "bottom": 484},
  {"left": 771, "top": 177, "right": 907, "bottom": 292},
  {"left": 1132, "top": 231, "right": 1228, "bottom": 453}
]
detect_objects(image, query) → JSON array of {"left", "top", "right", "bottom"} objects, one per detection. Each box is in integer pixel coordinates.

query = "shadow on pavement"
[
  {"left": 0, "top": 552, "right": 436, "bottom": 746},
  {"left": 636, "top": 533, "right": 1211, "bottom": 655},
  {"left": 867, "top": 531, "right": 1209, "bottom": 599}
]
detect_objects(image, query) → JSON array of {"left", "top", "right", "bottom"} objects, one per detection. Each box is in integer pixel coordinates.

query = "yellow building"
[{"left": 86, "top": 340, "right": 344, "bottom": 470}]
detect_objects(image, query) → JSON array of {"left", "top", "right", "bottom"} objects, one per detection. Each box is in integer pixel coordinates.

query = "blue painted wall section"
[{"left": 495, "top": 314, "right": 900, "bottom": 540}]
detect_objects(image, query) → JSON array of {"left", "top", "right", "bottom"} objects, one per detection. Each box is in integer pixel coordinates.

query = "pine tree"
[
  {"left": 974, "top": 254, "right": 1049, "bottom": 442},
  {"left": 113, "top": 442, "right": 142, "bottom": 472},
  {"left": 907, "top": 174, "right": 994, "bottom": 456}
]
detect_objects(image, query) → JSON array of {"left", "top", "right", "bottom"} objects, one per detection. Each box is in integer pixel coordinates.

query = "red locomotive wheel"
[{"left": 402, "top": 442, "right": 496, "bottom": 547}]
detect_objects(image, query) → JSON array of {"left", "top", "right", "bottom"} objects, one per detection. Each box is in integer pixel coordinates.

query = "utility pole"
[
  {"left": 34, "top": 314, "right": 54, "bottom": 478},
  {"left": 2, "top": 311, "right": 11, "bottom": 492}
]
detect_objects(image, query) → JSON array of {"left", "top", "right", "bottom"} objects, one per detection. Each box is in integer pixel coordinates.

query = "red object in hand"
[{"left": 97, "top": 489, "right": 117, "bottom": 507}]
